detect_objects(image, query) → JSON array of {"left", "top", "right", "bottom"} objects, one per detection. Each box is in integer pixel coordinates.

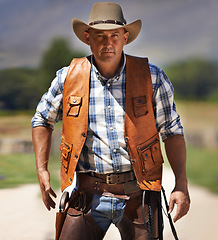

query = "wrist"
[
  {"left": 174, "top": 176, "right": 188, "bottom": 192},
  {"left": 36, "top": 159, "right": 48, "bottom": 173}
]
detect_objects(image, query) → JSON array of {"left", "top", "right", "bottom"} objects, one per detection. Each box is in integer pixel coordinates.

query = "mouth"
[
  {"left": 100, "top": 48, "right": 115, "bottom": 54},
  {"left": 102, "top": 51, "right": 114, "bottom": 54}
]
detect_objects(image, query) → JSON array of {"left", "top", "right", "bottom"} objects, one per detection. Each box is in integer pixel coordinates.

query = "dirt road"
[{"left": 0, "top": 167, "right": 217, "bottom": 240}]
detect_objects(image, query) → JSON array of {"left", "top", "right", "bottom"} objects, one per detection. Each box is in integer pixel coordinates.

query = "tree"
[
  {"left": 39, "top": 37, "right": 86, "bottom": 94},
  {"left": 0, "top": 68, "right": 40, "bottom": 110},
  {"left": 0, "top": 37, "right": 86, "bottom": 110},
  {"left": 164, "top": 59, "right": 218, "bottom": 101}
]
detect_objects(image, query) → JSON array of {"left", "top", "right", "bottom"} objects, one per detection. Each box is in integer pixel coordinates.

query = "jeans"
[{"left": 91, "top": 194, "right": 126, "bottom": 231}]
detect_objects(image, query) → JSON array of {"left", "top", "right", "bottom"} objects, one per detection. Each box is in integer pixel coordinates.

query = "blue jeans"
[{"left": 91, "top": 194, "right": 126, "bottom": 231}]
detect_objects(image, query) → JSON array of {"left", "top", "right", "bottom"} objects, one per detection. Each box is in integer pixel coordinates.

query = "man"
[{"left": 32, "top": 2, "right": 190, "bottom": 240}]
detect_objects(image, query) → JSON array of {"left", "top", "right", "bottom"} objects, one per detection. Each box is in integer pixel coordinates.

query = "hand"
[
  {"left": 37, "top": 169, "right": 57, "bottom": 211},
  {"left": 168, "top": 188, "right": 190, "bottom": 222}
]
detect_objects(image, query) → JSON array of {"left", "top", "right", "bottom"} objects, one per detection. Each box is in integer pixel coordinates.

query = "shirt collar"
[{"left": 91, "top": 52, "right": 126, "bottom": 85}]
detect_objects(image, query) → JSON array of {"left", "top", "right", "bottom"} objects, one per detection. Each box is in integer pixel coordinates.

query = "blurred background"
[{"left": 0, "top": 0, "right": 218, "bottom": 239}]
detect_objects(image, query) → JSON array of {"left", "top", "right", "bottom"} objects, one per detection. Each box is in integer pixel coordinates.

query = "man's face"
[{"left": 84, "top": 28, "right": 129, "bottom": 64}]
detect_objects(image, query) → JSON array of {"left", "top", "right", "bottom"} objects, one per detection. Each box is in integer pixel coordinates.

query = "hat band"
[{"left": 89, "top": 20, "right": 126, "bottom": 26}]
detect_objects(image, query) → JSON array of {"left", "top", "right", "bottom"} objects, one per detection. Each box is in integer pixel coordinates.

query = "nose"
[{"left": 103, "top": 36, "right": 112, "bottom": 46}]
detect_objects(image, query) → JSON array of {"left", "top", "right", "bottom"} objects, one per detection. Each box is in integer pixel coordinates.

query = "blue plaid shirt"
[{"left": 32, "top": 54, "right": 183, "bottom": 174}]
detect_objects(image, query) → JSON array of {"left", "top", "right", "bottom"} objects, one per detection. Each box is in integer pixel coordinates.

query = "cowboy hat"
[{"left": 72, "top": 2, "right": 142, "bottom": 45}]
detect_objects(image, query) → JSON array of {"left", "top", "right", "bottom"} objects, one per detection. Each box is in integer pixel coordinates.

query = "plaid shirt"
[{"left": 32, "top": 54, "right": 183, "bottom": 174}]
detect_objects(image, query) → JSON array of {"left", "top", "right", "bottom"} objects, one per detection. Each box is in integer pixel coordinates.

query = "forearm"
[
  {"left": 32, "top": 126, "right": 53, "bottom": 174},
  {"left": 164, "top": 134, "right": 190, "bottom": 221},
  {"left": 164, "top": 134, "right": 188, "bottom": 190},
  {"left": 32, "top": 126, "right": 56, "bottom": 210}
]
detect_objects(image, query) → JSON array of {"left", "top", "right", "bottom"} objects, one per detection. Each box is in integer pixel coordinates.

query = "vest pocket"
[
  {"left": 67, "top": 96, "right": 82, "bottom": 117},
  {"left": 132, "top": 96, "right": 148, "bottom": 118},
  {"left": 60, "top": 136, "right": 73, "bottom": 173},
  {"left": 137, "top": 133, "right": 163, "bottom": 180}
]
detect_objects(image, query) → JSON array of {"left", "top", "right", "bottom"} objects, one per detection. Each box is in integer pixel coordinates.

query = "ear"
[
  {"left": 123, "top": 31, "right": 129, "bottom": 46},
  {"left": 84, "top": 31, "right": 90, "bottom": 45}
]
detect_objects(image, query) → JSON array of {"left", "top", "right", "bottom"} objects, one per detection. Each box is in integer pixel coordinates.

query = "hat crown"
[{"left": 89, "top": 2, "right": 126, "bottom": 24}]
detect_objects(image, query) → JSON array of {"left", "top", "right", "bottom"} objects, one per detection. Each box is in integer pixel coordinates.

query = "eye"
[{"left": 97, "top": 34, "right": 103, "bottom": 38}]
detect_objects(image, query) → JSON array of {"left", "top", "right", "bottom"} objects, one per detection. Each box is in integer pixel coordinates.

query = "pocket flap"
[
  {"left": 137, "top": 133, "right": 159, "bottom": 153},
  {"left": 133, "top": 96, "right": 147, "bottom": 106},
  {"left": 61, "top": 147, "right": 70, "bottom": 160},
  {"left": 67, "top": 96, "right": 82, "bottom": 117},
  {"left": 132, "top": 96, "right": 148, "bottom": 117},
  {"left": 68, "top": 96, "right": 82, "bottom": 106},
  {"left": 60, "top": 136, "right": 73, "bottom": 173},
  {"left": 141, "top": 148, "right": 152, "bottom": 161},
  {"left": 151, "top": 142, "right": 160, "bottom": 153}
]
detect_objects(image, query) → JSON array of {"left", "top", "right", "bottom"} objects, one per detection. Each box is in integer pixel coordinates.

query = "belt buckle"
[{"left": 106, "top": 174, "right": 117, "bottom": 185}]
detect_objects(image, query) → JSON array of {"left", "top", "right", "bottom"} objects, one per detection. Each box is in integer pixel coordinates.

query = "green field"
[
  {"left": 0, "top": 101, "right": 218, "bottom": 194},
  {"left": 0, "top": 153, "right": 60, "bottom": 189},
  {"left": 186, "top": 146, "right": 218, "bottom": 193},
  {"left": 0, "top": 146, "right": 217, "bottom": 193},
  {"left": 0, "top": 153, "right": 37, "bottom": 188}
]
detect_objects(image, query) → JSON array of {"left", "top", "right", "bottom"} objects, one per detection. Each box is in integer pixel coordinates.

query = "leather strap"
[
  {"left": 78, "top": 173, "right": 141, "bottom": 200},
  {"left": 89, "top": 19, "right": 126, "bottom": 26},
  {"left": 162, "top": 187, "right": 179, "bottom": 240},
  {"left": 88, "top": 170, "right": 135, "bottom": 184}
]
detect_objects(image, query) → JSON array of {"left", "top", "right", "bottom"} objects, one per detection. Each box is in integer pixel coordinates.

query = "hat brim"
[{"left": 72, "top": 18, "right": 142, "bottom": 45}]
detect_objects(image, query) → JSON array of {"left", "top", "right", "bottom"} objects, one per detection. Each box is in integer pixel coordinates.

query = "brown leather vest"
[{"left": 60, "top": 55, "right": 163, "bottom": 192}]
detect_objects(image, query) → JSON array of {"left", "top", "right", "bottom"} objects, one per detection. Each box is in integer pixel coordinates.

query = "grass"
[
  {"left": 0, "top": 114, "right": 32, "bottom": 139},
  {"left": 186, "top": 146, "right": 218, "bottom": 194},
  {"left": 0, "top": 146, "right": 218, "bottom": 194},
  {"left": 176, "top": 100, "right": 218, "bottom": 130},
  {"left": 0, "top": 101, "right": 218, "bottom": 194},
  {"left": 0, "top": 153, "right": 60, "bottom": 189}
]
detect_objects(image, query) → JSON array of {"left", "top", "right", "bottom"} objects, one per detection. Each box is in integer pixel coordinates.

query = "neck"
[{"left": 93, "top": 55, "right": 124, "bottom": 79}]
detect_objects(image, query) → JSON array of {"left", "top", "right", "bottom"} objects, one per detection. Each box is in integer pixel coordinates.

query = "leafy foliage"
[
  {"left": 164, "top": 58, "right": 218, "bottom": 101},
  {"left": 0, "top": 37, "right": 86, "bottom": 110},
  {"left": 1, "top": 39, "right": 218, "bottom": 111},
  {"left": 0, "top": 68, "right": 40, "bottom": 110},
  {"left": 39, "top": 37, "right": 85, "bottom": 94}
]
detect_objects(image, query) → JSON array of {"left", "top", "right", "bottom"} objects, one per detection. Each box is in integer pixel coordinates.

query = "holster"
[{"left": 55, "top": 190, "right": 91, "bottom": 240}]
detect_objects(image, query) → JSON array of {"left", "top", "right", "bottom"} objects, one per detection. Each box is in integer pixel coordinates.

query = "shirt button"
[
  {"left": 110, "top": 127, "right": 113, "bottom": 131},
  {"left": 108, "top": 105, "right": 111, "bottom": 109},
  {"left": 116, "top": 169, "right": 120, "bottom": 173},
  {"left": 113, "top": 149, "right": 117, "bottom": 153}
]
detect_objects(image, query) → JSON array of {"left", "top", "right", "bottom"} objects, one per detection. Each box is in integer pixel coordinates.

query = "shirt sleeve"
[
  {"left": 31, "top": 67, "right": 69, "bottom": 129},
  {"left": 149, "top": 63, "right": 184, "bottom": 141}
]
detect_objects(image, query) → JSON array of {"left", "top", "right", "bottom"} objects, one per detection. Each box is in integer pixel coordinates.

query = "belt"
[
  {"left": 78, "top": 171, "right": 141, "bottom": 200},
  {"left": 88, "top": 170, "right": 135, "bottom": 185}
]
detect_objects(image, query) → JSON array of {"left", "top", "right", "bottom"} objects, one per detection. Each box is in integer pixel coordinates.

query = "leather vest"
[{"left": 60, "top": 55, "right": 164, "bottom": 192}]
